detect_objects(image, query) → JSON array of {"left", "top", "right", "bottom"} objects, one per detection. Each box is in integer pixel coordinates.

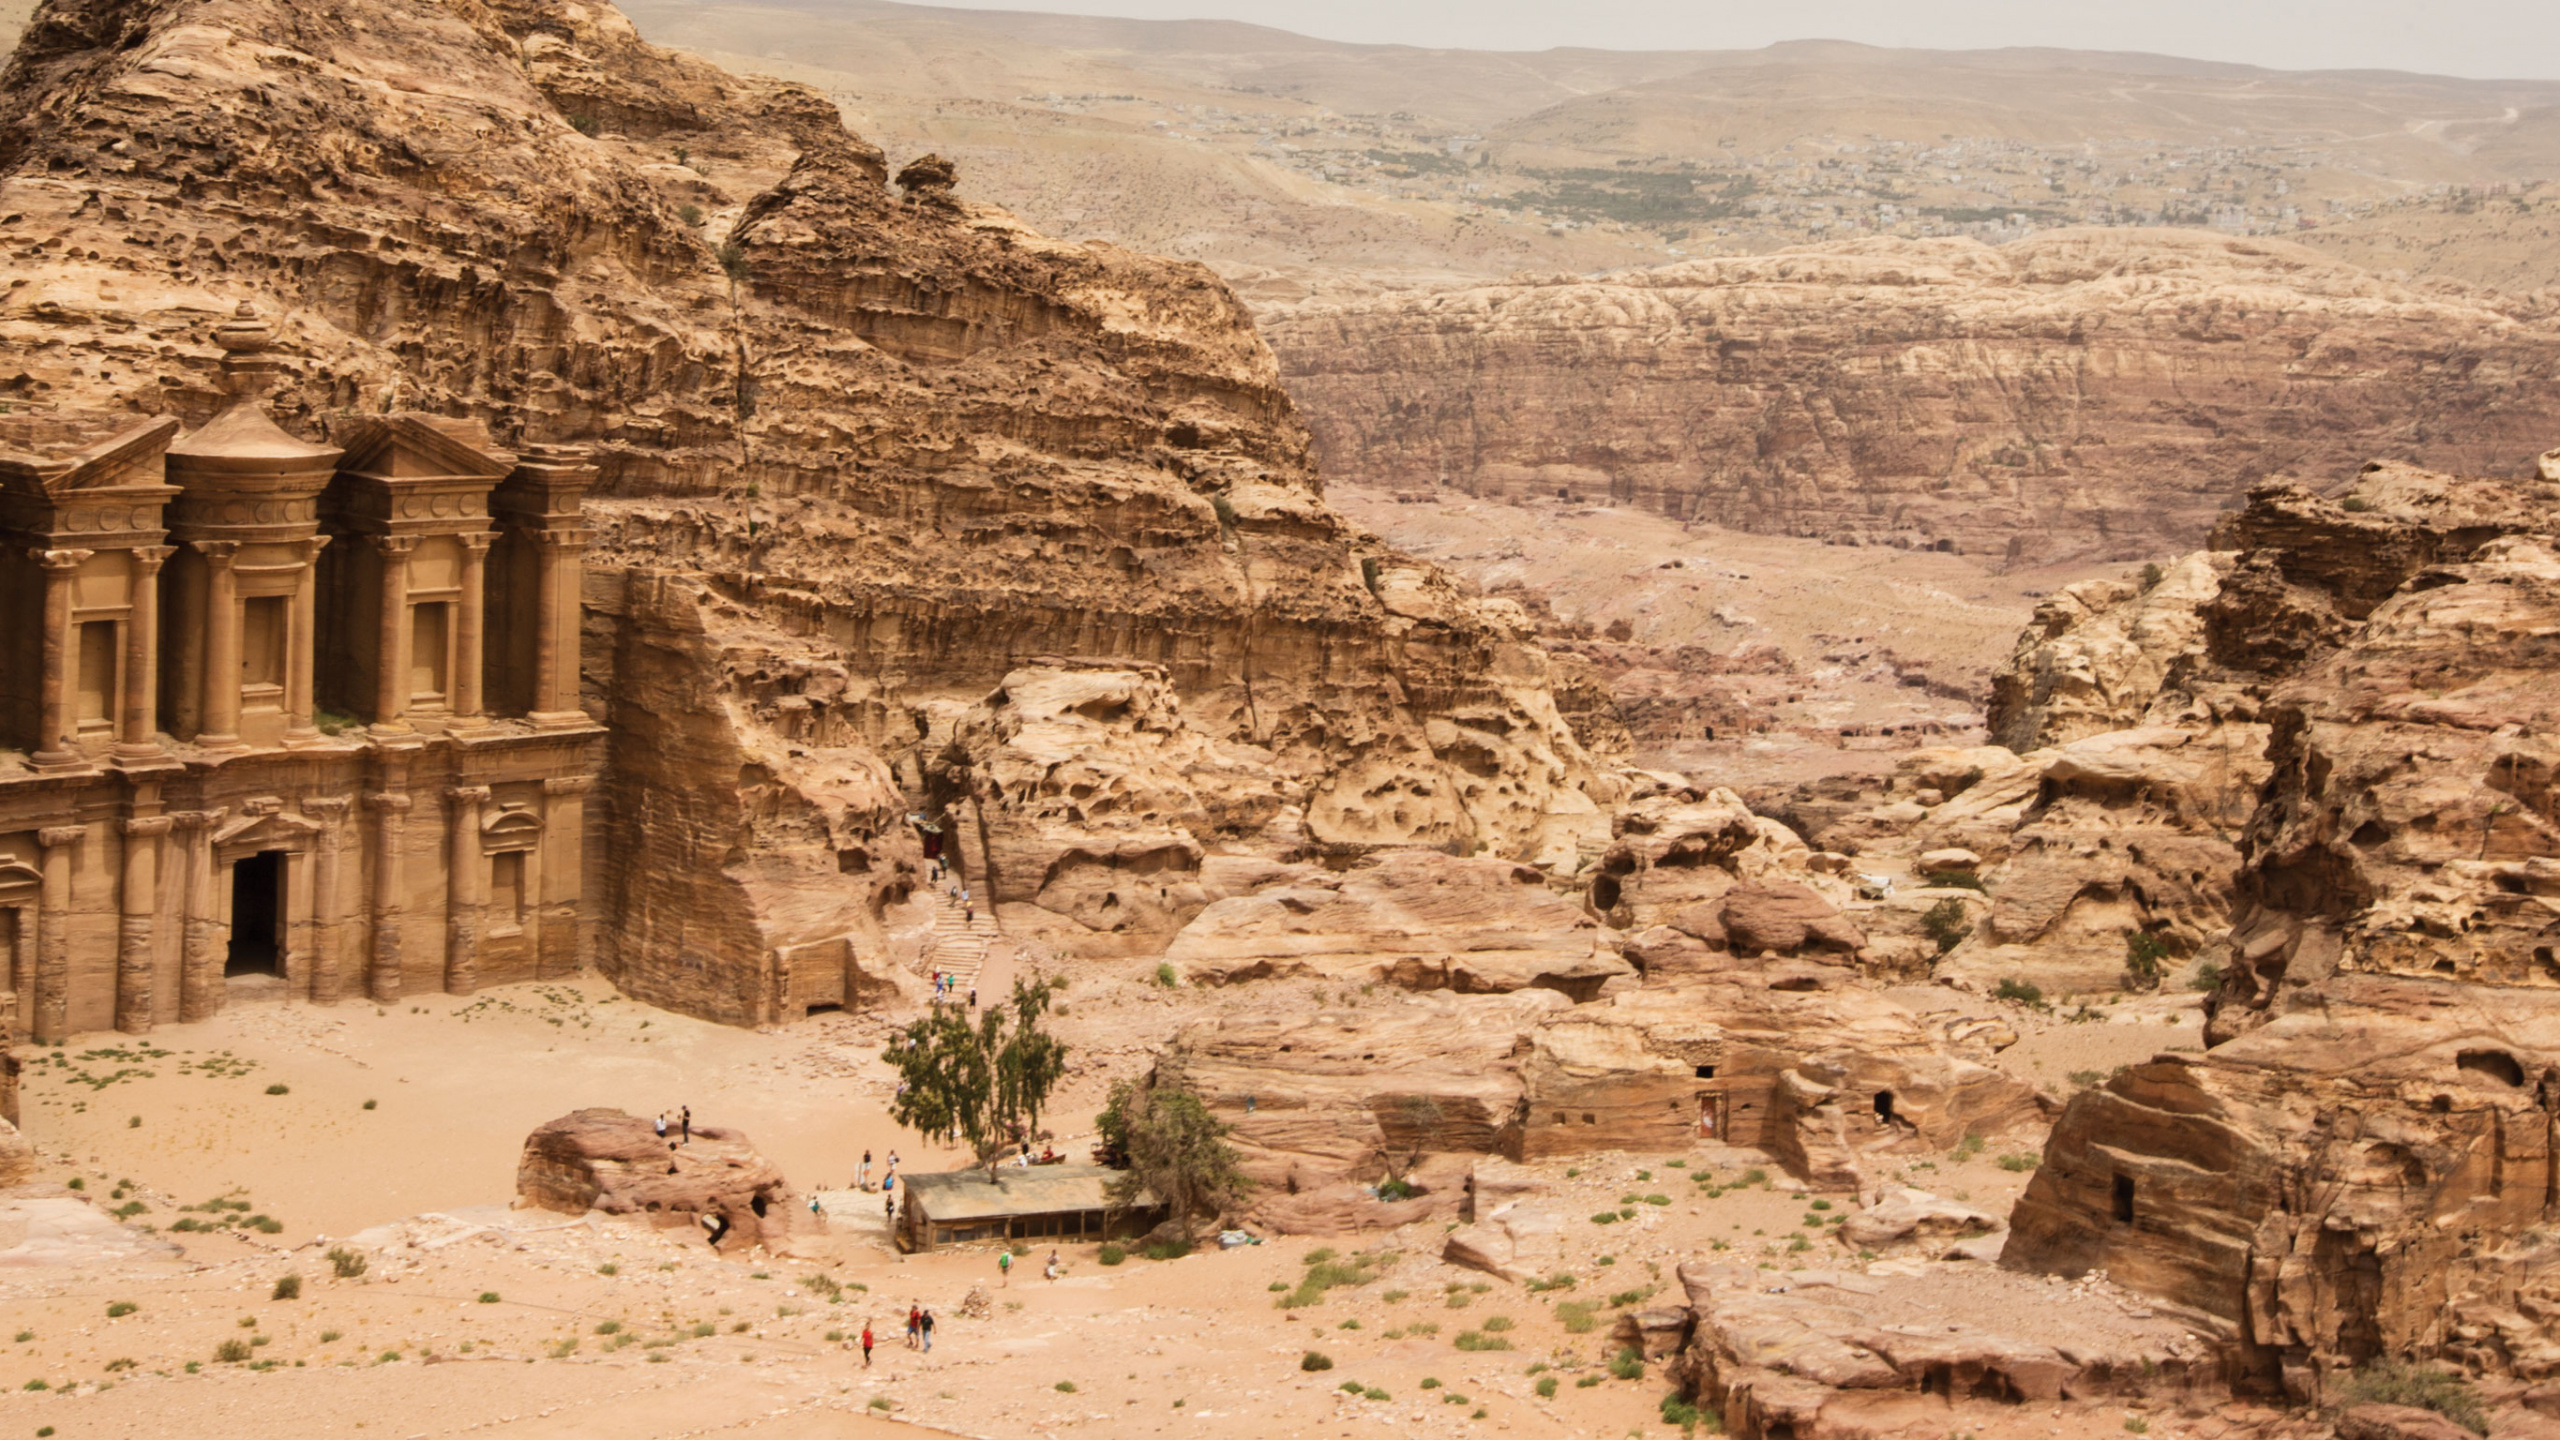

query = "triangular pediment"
[
  {"left": 334, "top": 413, "right": 514, "bottom": 483},
  {"left": 212, "top": 810, "right": 324, "bottom": 851},
  {"left": 0, "top": 414, "right": 180, "bottom": 498}
]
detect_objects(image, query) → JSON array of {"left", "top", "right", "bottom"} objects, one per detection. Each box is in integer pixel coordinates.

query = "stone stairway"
[{"left": 921, "top": 888, "right": 1000, "bottom": 998}]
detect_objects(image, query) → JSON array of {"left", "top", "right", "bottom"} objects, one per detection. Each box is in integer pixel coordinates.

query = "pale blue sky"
[{"left": 889, "top": 0, "right": 2560, "bottom": 80}]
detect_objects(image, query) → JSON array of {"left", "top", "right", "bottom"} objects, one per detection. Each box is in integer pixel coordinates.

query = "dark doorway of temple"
[{"left": 226, "top": 851, "right": 285, "bottom": 977}]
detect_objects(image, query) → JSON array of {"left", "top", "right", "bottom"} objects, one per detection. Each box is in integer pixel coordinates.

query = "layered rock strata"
[
  {"left": 0, "top": 0, "right": 1611, "bottom": 1020},
  {"left": 516, "top": 1107, "right": 796, "bottom": 1252},
  {"left": 1265, "top": 230, "right": 2560, "bottom": 566},
  {"left": 2002, "top": 456, "right": 2560, "bottom": 1399}
]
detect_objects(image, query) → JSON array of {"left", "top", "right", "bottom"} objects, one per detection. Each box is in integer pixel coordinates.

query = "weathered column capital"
[
  {"left": 457, "top": 531, "right": 496, "bottom": 556},
  {"left": 363, "top": 790, "right": 413, "bottom": 814},
  {"left": 191, "top": 539, "right": 242, "bottom": 566},
  {"left": 532, "top": 529, "right": 593, "bottom": 552},
  {"left": 118, "top": 816, "right": 176, "bottom": 840},
  {"left": 542, "top": 775, "right": 596, "bottom": 797},
  {"left": 32, "top": 547, "right": 94, "bottom": 572},
  {"left": 130, "top": 544, "right": 177, "bottom": 575},
  {"left": 171, "top": 808, "right": 228, "bottom": 834},
  {"left": 368, "top": 534, "right": 419, "bottom": 557},
  {"left": 302, "top": 796, "right": 353, "bottom": 821},
  {"left": 446, "top": 784, "right": 492, "bottom": 807},
  {"left": 36, "top": 825, "right": 83, "bottom": 849}
]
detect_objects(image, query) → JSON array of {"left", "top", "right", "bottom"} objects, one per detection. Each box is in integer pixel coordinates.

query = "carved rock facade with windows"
[{"left": 0, "top": 316, "right": 600, "bottom": 1123}]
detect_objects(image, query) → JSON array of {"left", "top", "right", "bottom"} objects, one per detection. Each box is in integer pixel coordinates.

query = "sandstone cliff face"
[
  {"left": 1264, "top": 230, "right": 2560, "bottom": 566},
  {"left": 0, "top": 0, "right": 1611, "bottom": 1017},
  {"left": 2002, "top": 457, "right": 2560, "bottom": 1399}
]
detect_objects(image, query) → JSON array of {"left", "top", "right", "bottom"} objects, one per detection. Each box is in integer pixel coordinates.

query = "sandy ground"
[{"left": 0, "top": 964, "right": 2263, "bottom": 1440}]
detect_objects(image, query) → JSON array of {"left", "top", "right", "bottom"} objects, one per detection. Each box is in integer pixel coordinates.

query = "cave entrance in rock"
[
  {"left": 225, "top": 850, "right": 285, "bottom": 978},
  {"left": 1873, "top": 1090, "right": 1896, "bottom": 1126},
  {"left": 2111, "top": 1173, "right": 2136, "bottom": 1225}
]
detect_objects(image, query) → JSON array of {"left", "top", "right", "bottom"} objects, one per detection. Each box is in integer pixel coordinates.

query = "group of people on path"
[
  {"left": 653, "top": 1107, "right": 693, "bottom": 1145},
  {"left": 995, "top": 1247, "right": 1064, "bottom": 1286},
  {"left": 928, "top": 970, "right": 974, "bottom": 1006},
  {"left": 852, "top": 1306, "right": 937, "bottom": 1365}
]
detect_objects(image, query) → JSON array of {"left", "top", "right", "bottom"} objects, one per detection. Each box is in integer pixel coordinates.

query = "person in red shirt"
[
  {"left": 860, "top": 1322, "right": 874, "bottom": 1367},
  {"left": 906, "top": 1305, "right": 921, "bottom": 1349}
]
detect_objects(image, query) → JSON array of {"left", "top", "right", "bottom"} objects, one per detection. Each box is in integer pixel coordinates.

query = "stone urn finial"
[{"left": 212, "top": 301, "right": 286, "bottom": 399}]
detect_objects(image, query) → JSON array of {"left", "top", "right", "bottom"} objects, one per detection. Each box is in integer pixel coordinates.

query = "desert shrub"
[
  {"left": 1141, "top": 1240, "right": 1191, "bottom": 1261},
  {"left": 1420, "top": 1377, "right": 1441, "bottom": 1389},
  {"left": 2123, "top": 931, "right": 2173, "bottom": 990},
  {"left": 327, "top": 1247, "right": 367, "bottom": 1279},
  {"left": 1589, "top": 1211, "right": 1620, "bottom": 1226},
  {"left": 1453, "top": 1330, "right": 1511, "bottom": 1351},
  {"left": 679, "top": 204, "right": 704, "bottom": 226},
  {"left": 1154, "top": 962, "right": 1179, "bottom": 988},
  {"left": 717, "top": 241, "right": 749, "bottom": 282},
  {"left": 265, "top": 1084, "right": 289, "bottom": 1095},
  {"left": 1921, "top": 897, "right": 1972, "bottom": 954},
  {"left": 215, "top": 1339, "right": 252, "bottom": 1363},
  {"left": 1576, "top": 1374, "right": 1603, "bottom": 1388},
  {"left": 1098, "top": 1243, "right": 1126, "bottom": 1266},
  {"left": 1299, "top": 1351, "right": 1334, "bottom": 1372},
  {"left": 1481, "top": 1315, "right": 1515, "bottom": 1332},
  {"left": 599, "top": 1263, "right": 621, "bottom": 1277},
  {"left": 1998, "top": 1153, "right": 2040, "bottom": 1172},
  {"left": 2338, "top": 1359, "right": 2486, "bottom": 1434},
  {"left": 1525, "top": 1273, "right": 1576, "bottom": 1293},
  {"left": 2341, "top": 496, "right": 2373, "bottom": 512},
  {"left": 1376, "top": 1178, "right": 1418, "bottom": 1201},
  {"left": 479, "top": 1292, "right": 500, "bottom": 1304},
  {"left": 1609, "top": 1288, "right": 1645, "bottom": 1307},
  {"left": 1661, "top": 1390, "right": 1704, "bottom": 1430},
  {"left": 1921, "top": 869, "right": 1987, "bottom": 892},
  {"left": 1993, "top": 977, "right": 2045, "bottom": 1007},
  {"left": 270, "top": 1275, "right": 301, "bottom": 1301},
  {"left": 106, "top": 1301, "right": 136, "bottom": 1318},
  {"left": 2140, "top": 562, "right": 2165, "bottom": 589},
  {"left": 595, "top": 1321, "right": 620, "bottom": 1335},
  {"left": 2191, "top": 960, "right": 2225, "bottom": 992},
  {"left": 1360, "top": 556, "right": 1382, "bottom": 593},
  {"left": 1210, "top": 495, "right": 1238, "bottom": 531},
  {"left": 1363, "top": 1387, "right": 1389, "bottom": 1401},
  {"left": 1053, "top": 1381, "right": 1076, "bottom": 1393},
  {"left": 1535, "top": 1376, "right": 1559, "bottom": 1398},
  {"left": 1608, "top": 1347, "right": 1645, "bottom": 1380}
]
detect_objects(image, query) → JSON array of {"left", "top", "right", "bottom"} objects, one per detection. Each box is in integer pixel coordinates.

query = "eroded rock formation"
[
  {"left": 516, "top": 1107, "right": 795, "bottom": 1251},
  {"left": 1265, "top": 230, "right": 2560, "bottom": 566},
  {"left": 0, "top": 0, "right": 1611, "bottom": 1021},
  {"left": 2001, "top": 456, "right": 2560, "bottom": 1401}
]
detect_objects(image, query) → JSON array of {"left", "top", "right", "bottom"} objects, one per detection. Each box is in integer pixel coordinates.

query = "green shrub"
[
  {"left": 1998, "top": 1153, "right": 2040, "bottom": 1172},
  {"left": 1054, "top": 1381, "right": 1076, "bottom": 1393},
  {"left": 678, "top": 203, "right": 704, "bottom": 227},
  {"left": 1210, "top": 494, "right": 1238, "bottom": 531},
  {"left": 1154, "top": 962, "right": 1179, "bottom": 988},
  {"left": 1363, "top": 1387, "right": 1389, "bottom": 1401},
  {"left": 1577, "top": 1373, "right": 1603, "bottom": 1388},
  {"left": 1453, "top": 1330, "right": 1512, "bottom": 1352},
  {"left": 1556, "top": 1300, "right": 1596, "bottom": 1333},
  {"left": 1377, "top": 1178, "right": 1418, "bottom": 1201},
  {"left": 1661, "top": 1391, "right": 1703, "bottom": 1429},
  {"left": 2139, "top": 562, "right": 2165, "bottom": 589},
  {"left": 1535, "top": 1376, "right": 1558, "bottom": 1398},
  {"left": 2341, "top": 496, "right": 2373, "bottom": 512},
  {"left": 1098, "top": 1243, "right": 1126, "bottom": 1266},
  {"left": 1360, "top": 556, "right": 1382, "bottom": 593},
  {"left": 106, "top": 1301, "right": 136, "bottom": 1317},
  {"left": 599, "top": 1263, "right": 621, "bottom": 1277},
  {"left": 717, "top": 241, "right": 749, "bottom": 282},
  {"left": 1420, "top": 1377, "right": 1441, "bottom": 1389},
  {"left": 1481, "top": 1315, "right": 1514, "bottom": 1332},
  {"left": 327, "top": 1247, "right": 367, "bottom": 1279},
  {"left": 1339, "top": 1380, "right": 1365, "bottom": 1394},
  {"left": 319, "top": 1330, "right": 341, "bottom": 1343},
  {"left": 1921, "top": 897, "right": 1972, "bottom": 955},
  {"left": 270, "top": 1275, "right": 300, "bottom": 1301},
  {"left": 2123, "top": 931, "right": 2173, "bottom": 991},
  {"left": 1141, "top": 1240, "right": 1191, "bottom": 1261},
  {"left": 1525, "top": 1273, "right": 1576, "bottom": 1292},
  {"left": 1993, "top": 977, "right": 2045, "bottom": 1007},
  {"left": 1608, "top": 1347, "right": 1644, "bottom": 1381},
  {"left": 2191, "top": 960, "right": 2225, "bottom": 992},
  {"left": 215, "top": 1339, "right": 252, "bottom": 1363},
  {"left": 1921, "top": 869, "right": 1987, "bottom": 892},
  {"left": 2338, "top": 1359, "right": 2486, "bottom": 1434},
  {"left": 868, "top": 1397, "right": 892, "bottom": 1411},
  {"left": 478, "top": 1292, "right": 501, "bottom": 1304},
  {"left": 1588, "top": 1211, "right": 1620, "bottom": 1225},
  {"left": 1300, "top": 1351, "right": 1334, "bottom": 1372},
  {"left": 265, "top": 1083, "right": 289, "bottom": 1096}
]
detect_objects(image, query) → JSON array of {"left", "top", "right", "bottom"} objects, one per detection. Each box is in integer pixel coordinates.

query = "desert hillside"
[{"left": 1267, "top": 227, "right": 2560, "bottom": 566}]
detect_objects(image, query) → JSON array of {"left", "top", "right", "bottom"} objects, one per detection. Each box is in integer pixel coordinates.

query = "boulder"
[
  {"left": 0, "top": 1118, "right": 31, "bottom": 1189},
  {"left": 1834, "top": 1186, "right": 2003, "bottom": 1258},
  {"left": 2336, "top": 1404, "right": 2487, "bottom": 1440},
  {"left": 1718, "top": 880, "right": 1865, "bottom": 957},
  {"left": 516, "top": 1108, "right": 795, "bottom": 1253},
  {"left": 1441, "top": 1204, "right": 1562, "bottom": 1284}
]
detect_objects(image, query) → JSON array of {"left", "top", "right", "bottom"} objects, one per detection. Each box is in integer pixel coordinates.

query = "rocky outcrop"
[
  {"left": 1987, "top": 551, "right": 2231, "bottom": 752},
  {"left": 0, "top": 0, "right": 1615, "bottom": 1020},
  {"left": 1151, "top": 978, "right": 2047, "bottom": 1214},
  {"left": 1666, "top": 1260, "right": 2219, "bottom": 1440},
  {"left": 0, "top": 1116, "right": 31, "bottom": 1188},
  {"left": 1165, "top": 848, "right": 1627, "bottom": 994},
  {"left": 1265, "top": 229, "right": 2560, "bottom": 567},
  {"left": 516, "top": 1108, "right": 795, "bottom": 1252},
  {"left": 2002, "top": 456, "right": 2560, "bottom": 1401}
]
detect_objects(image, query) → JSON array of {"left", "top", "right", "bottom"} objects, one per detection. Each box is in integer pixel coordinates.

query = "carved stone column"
[
  {"left": 286, "top": 534, "right": 331, "bottom": 743},
  {"left": 4, "top": 904, "right": 30, "bottom": 1045},
  {"left": 365, "top": 787, "right": 412, "bottom": 1000},
  {"left": 371, "top": 535, "right": 418, "bottom": 733},
  {"left": 454, "top": 532, "right": 493, "bottom": 727},
  {"left": 444, "top": 785, "right": 488, "bottom": 995},
  {"left": 116, "top": 546, "right": 174, "bottom": 759},
  {"left": 174, "top": 810, "right": 226, "bottom": 1023},
  {"left": 304, "top": 796, "right": 351, "bottom": 1005},
  {"left": 195, "top": 540, "right": 246, "bottom": 750},
  {"left": 32, "top": 549, "right": 94, "bottom": 769},
  {"left": 114, "top": 814, "right": 172, "bottom": 1034},
  {"left": 530, "top": 531, "right": 590, "bottom": 727},
  {"left": 32, "top": 825, "right": 81, "bottom": 1043},
  {"left": 539, "top": 774, "right": 594, "bottom": 978}
]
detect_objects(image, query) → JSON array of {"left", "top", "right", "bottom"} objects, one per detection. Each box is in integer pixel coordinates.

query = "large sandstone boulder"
[
  {"left": 1165, "top": 847, "right": 1630, "bottom": 996},
  {"left": 1987, "top": 550, "right": 2229, "bottom": 752},
  {"left": 0, "top": 1117, "right": 32, "bottom": 1189},
  {"left": 517, "top": 1108, "right": 795, "bottom": 1253}
]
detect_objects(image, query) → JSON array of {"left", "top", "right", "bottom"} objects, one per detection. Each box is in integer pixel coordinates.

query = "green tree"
[
  {"left": 1098, "top": 1077, "right": 1251, "bottom": 1245},
  {"left": 887, "top": 977, "right": 1068, "bottom": 1180}
]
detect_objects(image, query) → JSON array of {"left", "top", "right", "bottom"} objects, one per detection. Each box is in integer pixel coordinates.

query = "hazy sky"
[{"left": 893, "top": 0, "right": 2560, "bottom": 80}]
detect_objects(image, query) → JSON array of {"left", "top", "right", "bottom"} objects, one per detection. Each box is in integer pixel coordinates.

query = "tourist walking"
[
  {"left": 858, "top": 1149, "right": 872, "bottom": 1190},
  {"left": 998, "top": 1248, "right": 1011, "bottom": 1286},
  {"left": 860, "top": 1322, "right": 874, "bottom": 1366},
  {"left": 920, "top": 1308, "right": 936, "bottom": 1353},
  {"left": 1044, "top": 1248, "right": 1060, "bottom": 1283},
  {"left": 680, "top": 1106, "right": 692, "bottom": 1144},
  {"left": 905, "top": 1305, "right": 921, "bottom": 1349}
]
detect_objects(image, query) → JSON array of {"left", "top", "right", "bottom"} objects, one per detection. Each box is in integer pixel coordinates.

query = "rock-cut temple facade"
[{"left": 0, "top": 309, "right": 601, "bottom": 1107}]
